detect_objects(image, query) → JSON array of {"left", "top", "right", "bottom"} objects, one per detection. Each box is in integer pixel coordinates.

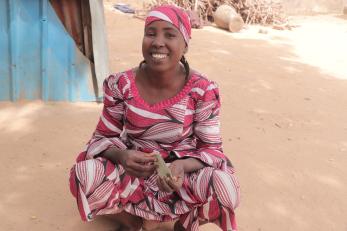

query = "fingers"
[
  {"left": 166, "top": 163, "right": 184, "bottom": 191},
  {"left": 132, "top": 152, "right": 156, "bottom": 163},
  {"left": 125, "top": 168, "right": 143, "bottom": 178},
  {"left": 130, "top": 161, "right": 156, "bottom": 173},
  {"left": 126, "top": 165, "right": 155, "bottom": 178},
  {"left": 157, "top": 176, "right": 174, "bottom": 193},
  {"left": 144, "top": 152, "right": 156, "bottom": 158},
  {"left": 137, "top": 155, "right": 157, "bottom": 163},
  {"left": 125, "top": 166, "right": 154, "bottom": 178},
  {"left": 167, "top": 176, "right": 183, "bottom": 191},
  {"left": 123, "top": 160, "right": 155, "bottom": 178},
  {"left": 166, "top": 178, "right": 178, "bottom": 191},
  {"left": 122, "top": 151, "right": 157, "bottom": 177}
]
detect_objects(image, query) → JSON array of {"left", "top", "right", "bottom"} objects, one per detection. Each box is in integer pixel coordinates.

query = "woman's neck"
[{"left": 143, "top": 65, "right": 184, "bottom": 89}]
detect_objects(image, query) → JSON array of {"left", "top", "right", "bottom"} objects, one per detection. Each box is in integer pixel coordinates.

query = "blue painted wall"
[
  {"left": 0, "top": 0, "right": 11, "bottom": 100},
  {"left": 0, "top": 0, "right": 97, "bottom": 101}
]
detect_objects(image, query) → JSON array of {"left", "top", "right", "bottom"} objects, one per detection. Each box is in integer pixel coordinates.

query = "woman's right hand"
[{"left": 118, "top": 150, "right": 156, "bottom": 178}]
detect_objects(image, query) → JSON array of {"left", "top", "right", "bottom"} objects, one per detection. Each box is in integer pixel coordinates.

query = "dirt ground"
[{"left": 1, "top": 2, "right": 347, "bottom": 231}]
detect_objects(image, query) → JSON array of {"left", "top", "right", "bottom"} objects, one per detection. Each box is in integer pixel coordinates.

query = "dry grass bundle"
[{"left": 141, "top": 0, "right": 288, "bottom": 26}]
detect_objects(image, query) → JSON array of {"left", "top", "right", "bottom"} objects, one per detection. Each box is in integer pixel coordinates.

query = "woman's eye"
[
  {"left": 146, "top": 32, "right": 155, "bottom": 37},
  {"left": 166, "top": 33, "right": 176, "bottom": 38}
]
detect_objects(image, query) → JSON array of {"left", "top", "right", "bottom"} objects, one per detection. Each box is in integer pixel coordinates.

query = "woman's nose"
[{"left": 152, "top": 35, "right": 164, "bottom": 47}]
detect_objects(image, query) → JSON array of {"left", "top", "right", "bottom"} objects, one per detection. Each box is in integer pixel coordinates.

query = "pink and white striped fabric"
[
  {"left": 69, "top": 69, "right": 240, "bottom": 231},
  {"left": 145, "top": 5, "right": 191, "bottom": 44}
]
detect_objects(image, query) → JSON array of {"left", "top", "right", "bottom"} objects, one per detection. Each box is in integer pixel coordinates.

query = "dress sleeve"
[
  {"left": 83, "top": 74, "right": 128, "bottom": 160},
  {"left": 186, "top": 81, "right": 229, "bottom": 169}
]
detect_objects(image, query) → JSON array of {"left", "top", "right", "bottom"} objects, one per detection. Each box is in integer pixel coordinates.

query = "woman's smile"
[{"left": 151, "top": 52, "right": 169, "bottom": 60}]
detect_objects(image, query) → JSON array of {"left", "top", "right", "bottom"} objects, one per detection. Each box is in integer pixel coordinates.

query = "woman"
[{"left": 69, "top": 5, "right": 240, "bottom": 231}]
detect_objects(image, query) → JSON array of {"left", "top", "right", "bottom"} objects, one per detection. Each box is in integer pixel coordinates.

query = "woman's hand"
[
  {"left": 157, "top": 160, "right": 184, "bottom": 193},
  {"left": 101, "top": 148, "right": 156, "bottom": 178},
  {"left": 119, "top": 150, "right": 156, "bottom": 178}
]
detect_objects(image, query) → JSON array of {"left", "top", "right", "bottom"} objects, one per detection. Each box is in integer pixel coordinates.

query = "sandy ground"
[{"left": 1, "top": 2, "right": 347, "bottom": 231}]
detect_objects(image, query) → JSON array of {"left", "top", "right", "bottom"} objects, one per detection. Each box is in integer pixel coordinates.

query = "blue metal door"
[{"left": 0, "top": 0, "right": 97, "bottom": 101}]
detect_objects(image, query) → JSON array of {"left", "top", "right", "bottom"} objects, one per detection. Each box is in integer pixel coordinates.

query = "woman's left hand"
[{"left": 157, "top": 160, "right": 184, "bottom": 193}]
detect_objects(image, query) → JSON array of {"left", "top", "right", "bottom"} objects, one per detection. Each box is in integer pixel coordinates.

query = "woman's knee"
[
  {"left": 69, "top": 165, "right": 78, "bottom": 197},
  {"left": 211, "top": 169, "right": 240, "bottom": 209},
  {"left": 69, "top": 159, "right": 106, "bottom": 195}
]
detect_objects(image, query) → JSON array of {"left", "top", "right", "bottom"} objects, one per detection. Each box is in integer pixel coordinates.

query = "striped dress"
[{"left": 69, "top": 69, "right": 240, "bottom": 231}]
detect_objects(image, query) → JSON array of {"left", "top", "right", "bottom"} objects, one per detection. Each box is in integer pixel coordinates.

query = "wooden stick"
[{"left": 194, "top": 0, "right": 199, "bottom": 11}]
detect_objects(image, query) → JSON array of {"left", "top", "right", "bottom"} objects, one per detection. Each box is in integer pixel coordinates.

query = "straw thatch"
[{"left": 141, "top": 0, "right": 288, "bottom": 26}]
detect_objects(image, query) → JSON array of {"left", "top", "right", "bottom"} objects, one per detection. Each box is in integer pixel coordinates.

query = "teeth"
[{"left": 152, "top": 53, "right": 167, "bottom": 59}]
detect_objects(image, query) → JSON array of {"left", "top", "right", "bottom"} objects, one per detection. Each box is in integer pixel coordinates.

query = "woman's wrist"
[
  {"left": 173, "top": 158, "right": 205, "bottom": 173},
  {"left": 99, "top": 148, "right": 126, "bottom": 164},
  {"left": 172, "top": 159, "right": 187, "bottom": 172}
]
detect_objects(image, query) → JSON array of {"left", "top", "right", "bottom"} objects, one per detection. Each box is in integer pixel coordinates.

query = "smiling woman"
[
  {"left": 69, "top": 4, "right": 240, "bottom": 231},
  {"left": 142, "top": 21, "right": 186, "bottom": 71}
]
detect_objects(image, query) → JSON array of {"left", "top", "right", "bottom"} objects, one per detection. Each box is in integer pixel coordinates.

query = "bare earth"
[{"left": 1, "top": 3, "right": 347, "bottom": 231}]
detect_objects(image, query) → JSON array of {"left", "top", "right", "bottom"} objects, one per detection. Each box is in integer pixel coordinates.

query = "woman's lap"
[{"left": 70, "top": 157, "right": 240, "bottom": 230}]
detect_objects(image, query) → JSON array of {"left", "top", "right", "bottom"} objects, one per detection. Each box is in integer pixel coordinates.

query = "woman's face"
[{"left": 142, "top": 20, "right": 187, "bottom": 73}]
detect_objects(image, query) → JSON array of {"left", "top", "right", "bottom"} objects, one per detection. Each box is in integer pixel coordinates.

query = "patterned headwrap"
[{"left": 145, "top": 5, "right": 192, "bottom": 45}]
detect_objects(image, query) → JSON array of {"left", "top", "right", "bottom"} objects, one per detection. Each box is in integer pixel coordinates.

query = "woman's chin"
[{"left": 145, "top": 62, "right": 170, "bottom": 72}]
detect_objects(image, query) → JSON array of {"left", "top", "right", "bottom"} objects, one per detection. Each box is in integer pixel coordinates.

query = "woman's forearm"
[
  {"left": 98, "top": 147, "right": 126, "bottom": 164},
  {"left": 176, "top": 158, "right": 205, "bottom": 173}
]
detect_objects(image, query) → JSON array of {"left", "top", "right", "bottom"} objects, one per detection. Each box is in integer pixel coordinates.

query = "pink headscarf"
[{"left": 145, "top": 5, "right": 192, "bottom": 45}]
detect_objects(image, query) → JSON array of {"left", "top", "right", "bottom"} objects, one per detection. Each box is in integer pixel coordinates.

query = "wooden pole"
[{"left": 194, "top": 0, "right": 198, "bottom": 11}]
